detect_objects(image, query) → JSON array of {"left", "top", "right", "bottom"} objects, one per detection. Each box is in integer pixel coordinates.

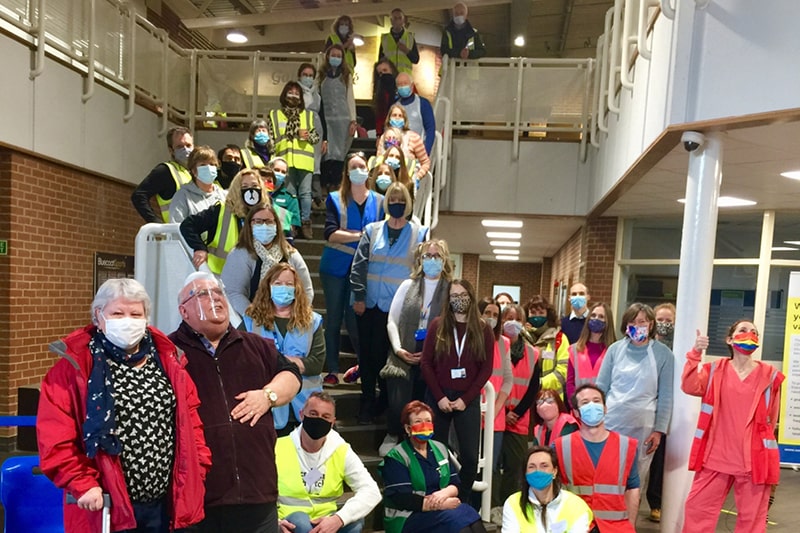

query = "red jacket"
[
  {"left": 37, "top": 325, "right": 212, "bottom": 533},
  {"left": 681, "top": 350, "right": 784, "bottom": 484}
]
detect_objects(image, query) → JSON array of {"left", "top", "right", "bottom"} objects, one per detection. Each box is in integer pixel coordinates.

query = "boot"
[{"left": 301, "top": 220, "right": 313, "bottom": 239}]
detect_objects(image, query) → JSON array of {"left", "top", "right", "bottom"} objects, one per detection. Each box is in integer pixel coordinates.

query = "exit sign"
[{"left": 0, "top": 240, "right": 6, "bottom": 255}]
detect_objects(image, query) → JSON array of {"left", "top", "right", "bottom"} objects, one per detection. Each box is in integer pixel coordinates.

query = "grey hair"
[
  {"left": 91, "top": 278, "right": 151, "bottom": 325},
  {"left": 178, "top": 271, "right": 225, "bottom": 305}
]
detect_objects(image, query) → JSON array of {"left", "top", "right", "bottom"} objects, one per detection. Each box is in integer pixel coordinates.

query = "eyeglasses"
[
  {"left": 536, "top": 397, "right": 556, "bottom": 406},
  {"left": 251, "top": 218, "right": 275, "bottom": 225},
  {"left": 346, "top": 151, "right": 366, "bottom": 161},
  {"left": 181, "top": 288, "right": 224, "bottom": 305},
  {"left": 422, "top": 253, "right": 441, "bottom": 260}
]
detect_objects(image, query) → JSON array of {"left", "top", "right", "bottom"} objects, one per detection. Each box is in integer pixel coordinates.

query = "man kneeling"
[{"left": 278, "top": 392, "right": 381, "bottom": 532}]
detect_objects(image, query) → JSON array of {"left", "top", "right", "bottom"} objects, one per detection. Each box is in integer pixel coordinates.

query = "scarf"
[
  {"left": 254, "top": 240, "right": 285, "bottom": 281},
  {"left": 283, "top": 106, "right": 301, "bottom": 140},
  {"left": 83, "top": 329, "right": 157, "bottom": 458},
  {"left": 510, "top": 336, "right": 527, "bottom": 364}
]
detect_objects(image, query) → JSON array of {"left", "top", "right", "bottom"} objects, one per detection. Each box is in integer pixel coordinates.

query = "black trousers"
[
  {"left": 356, "top": 307, "right": 390, "bottom": 415},
  {"left": 197, "top": 502, "right": 278, "bottom": 533},
  {"left": 428, "top": 390, "right": 481, "bottom": 503},
  {"left": 386, "top": 364, "right": 426, "bottom": 436},
  {"left": 647, "top": 434, "right": 666, "bottom": 509}
]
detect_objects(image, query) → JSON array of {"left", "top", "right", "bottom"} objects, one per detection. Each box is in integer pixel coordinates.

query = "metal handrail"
[
  {"left": 512, "top": 58, "right": 524, "bottom": 160},
  {"left": 81, "top": 0, "right": 96, "bottom": 102},
  {"left": 598, "top": 8, "right": 613, "bottom": 132},
  {"left": 122, "top": 4, "right": 135, "bottom": 121},
  {"left": 620, "top": 0, "right": 637, "bottom": 89},
  {"left": 29, "top": 0, "right": 45, "bottom": 79},
  {"left": 590, "top": 34, "right": 604, "bottom": 147},
  {"left": 607, "top": 0, "right": 623, "bottom": 113},
  {"left": 638, "top": 0, "right": 658, "bottom": 61},
  {"left": 661, "top": 0, "right": 675, "bottom": 19}
]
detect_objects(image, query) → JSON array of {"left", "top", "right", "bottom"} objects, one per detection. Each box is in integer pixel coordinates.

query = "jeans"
[
  {"left": 286, "top": 168, "right": 312, "bottom": 221},
  {"left": 320, "top": 272, "right": 360, "bottom": 374},
  {"left": 197, "top": 503, "right": 278, "bottom": 533},
  {"left": 282, "top": 511, "right": 363, "bottom": 533},
  {"left": 117, "top": 498, "right": 172, "bottom": 533}
]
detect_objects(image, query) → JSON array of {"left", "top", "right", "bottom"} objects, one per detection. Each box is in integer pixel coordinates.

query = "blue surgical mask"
[
  {"left": 570, "top": 295, "right": 587, "bottom": 310},
  {"left": 300, "top": 75, "right": 314, "bottom": 88},
  {"left": 422, "top": 257, "right": 444, "bottom": 278},
  {"left": 526, "top": 471, "right": 555, "bottom": 491},
  {"left": 252, "top": 223, "right": 277, "bottom": 244},
  {"left": 273, "top": 172, "right": 286, "bottom": 187},
  {"left": 385, "top": 157, "right": 401, "bottom": 170},
  {"left": 271, "top": 285, "right": 295, "bottom": 307},
  {"left": 397, "top": 86, "right": 412, "bottom": 98},
  {"left": 388, "top": 202, "right": 406, "bottom": 219},
  {"left": 196, "top": 165, "right": 217, "bottom": 185},
  {"left": 254, "top": 131, "right": 270, "bottom": 145},
  {"left": 627, "top": 324, "right": 649, "bottom": 343},
  {"left": 578, "top": 402, "right": 605, "bottom": 427},
  {"left": 587, "top": 318, "right": 606, "bottom": 333},
  {"left": 329, "top": 56, "right": 343, "bottom": 68},
  {"left": 173, "top": 146, "right": 192, "bottom": 166},
  {"left": 349, "top": 168, "right": 369, "bottom": 185},
  {"left": 389, "top": 118, "right": 405, "bottom": 129},
  {"left": 376, "top": 174, "right": 392, "bottom": 192},
  {"left": 338, "top": 24, "right": 350, "bottom": 36}
]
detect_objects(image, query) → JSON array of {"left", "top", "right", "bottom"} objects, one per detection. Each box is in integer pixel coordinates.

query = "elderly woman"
[
  {"left": 37, "top": 278, "right": 211, "bottom": 533},
  {"left": 380, "top": 400, "right": 486, "bottom": 533},
  {"left": 596, "top": 302, "right": 675, "bottom": 489},
  {"left": 169, "top": 145, "right": 227, "bottom": 223},
  {"left": 221, "top": 204, "right": 313, "bottom": 318},
  {"left": 242, "top": 119, "right": 272, "bottom": 169},
  {"left": 502, "top": 446, "right": 592, "bottom": 532},
  {"left": 379, "top": 239, "right": 454, "bottom": 456},
  {"left": 244, "top": 263, "right": 325, "bottom": 437},
  {"left": 180, "top": 168, "right": 270, "bottom": 275},
  {"left": 350, "top": 182, "right": 428, "bottom": 424}
]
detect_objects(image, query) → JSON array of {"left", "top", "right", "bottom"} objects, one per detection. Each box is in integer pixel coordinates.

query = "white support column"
[{"left": 661, "top": 131, "right": 723, "bottom": 532}]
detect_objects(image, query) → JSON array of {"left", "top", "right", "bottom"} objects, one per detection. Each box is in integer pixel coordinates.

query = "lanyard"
[
  {"left": 453, "top": 328, "right": 466, "bottom": 367},
  {"left": 420, "top": 300, "right": 432, "bottom": 328}
]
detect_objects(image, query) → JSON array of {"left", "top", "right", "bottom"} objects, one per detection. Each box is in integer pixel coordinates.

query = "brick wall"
[
  {"left": 583, "top": 217, "right": 618, "bottom": 305},
  {"left": 0, "top": 148, "right": 140, "bottom": 445},
  {"left": 477, "top": 260, "right": 543, "bottom": 305},
  {"left": 549, "top": 228, "right": 584, "bottom": 305},
  {"left": 461, "top": 253, "right": 480, "bottom": 289}
]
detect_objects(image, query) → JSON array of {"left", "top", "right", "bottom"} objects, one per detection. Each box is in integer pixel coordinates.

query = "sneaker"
[
  {"left": 378, "top": 434, "right": 398, "bottom": 457},
  {"left": 343, "top": 365, "right": 360, "bottom": 383},
  {"left": 323, "top": 373, "right": 339, "bottom": 386},
  {"left": 301, "top": 220, "right": 313, "bottom": 240},
  {"left": 649, "top": 509, "right": 661, "bottom": 522},
  {"left": 490, "top": 506, "right": 503, "bottom": 526}
]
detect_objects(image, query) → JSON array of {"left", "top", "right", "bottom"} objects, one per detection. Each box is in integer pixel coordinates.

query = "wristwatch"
[{"left": 263, "top": 387, "right": 278, "bottom": 408}]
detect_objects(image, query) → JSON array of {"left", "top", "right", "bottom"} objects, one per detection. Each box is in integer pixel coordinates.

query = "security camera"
[{"left": 681, "top": 131, "right": 705, "bottom": 152}]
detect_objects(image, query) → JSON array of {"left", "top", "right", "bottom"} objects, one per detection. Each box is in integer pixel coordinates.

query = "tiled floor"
[{"left": 635, "top": 466, "right": 800, "bottom": 532}]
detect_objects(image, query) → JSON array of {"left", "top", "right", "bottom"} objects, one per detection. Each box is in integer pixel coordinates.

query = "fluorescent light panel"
[
  {"left": 781, "top": 170, "right": 800, "bottom": 180},
  {"left": 486, "top": 231, "right": 522, "bottom": 239},
  {"left": 496, "top": 255, "right": 519, "bottom": 261},
  {"left": 772, "top": 247, "right": 798, "bottom": 252},
  {"left": 226, "top": 31, "right": 248, "bottom": 44},
  {"left": 514, "top": 36, "right": 525, "bottom": 47},
  {"left": 489, "top": 241, "right": 521, "bottom": 247},
  {"left": 677, "top": 196, "right": 756, "bottom": 207},
  {"left": 482, "top": 219, "right": 523, "bottom": 228},
  {"left": 493, "top": 249, "right": 520, "bottom": 255}
]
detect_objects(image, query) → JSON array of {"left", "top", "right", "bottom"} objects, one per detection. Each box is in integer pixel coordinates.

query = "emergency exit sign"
[{"left": 0, "top": 240, "right": 7, "bottom": 255}]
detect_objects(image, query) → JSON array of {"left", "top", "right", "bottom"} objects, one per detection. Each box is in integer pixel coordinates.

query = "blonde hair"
[
  {"left": 384, "top": 182, "right": 412, "bottom": 218},
  {"left": 411, "top": 240, "right": 454, "bottom": 281},
  {"left": 246, "top": 263, "right": 314, "bottom": 332},
  {"left": 227, "top": 168, "right": 271, "bottom": 219}
]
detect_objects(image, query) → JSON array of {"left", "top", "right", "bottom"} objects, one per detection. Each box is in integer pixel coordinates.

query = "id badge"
[
  {"left": 451, "top": 367, "right": 467, "bottom": 379},
  {"left": 543, "top": 350, "right": 555, "bottom": 360},
  {"left": 415, "top": 328, "right": 427, "bottom": 342}
]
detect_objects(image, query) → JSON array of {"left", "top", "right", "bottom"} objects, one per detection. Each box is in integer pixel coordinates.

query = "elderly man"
[
  {"left": 170, "top": 272, "right": 302, "bottom": 533},
  {"left": 440, "top": 3, "right": 486, "bottom": 61},
  {"left": 554, "top": 384, "right": 640, "bottom": 533},
  {"left": 395, "top": 72, "right": 435, "bottom": 155},
  {"left": 131, "top": 126, "right": 194, "bottom": 223},
  {"left": 277, "top": 392, "right": 381, "bottom": 533},
  {"left": 379, "top": 8, "right": 419, "bottom": 75},
  {"left": 560, "top": 282, "right": 590, "bottom": 344}
]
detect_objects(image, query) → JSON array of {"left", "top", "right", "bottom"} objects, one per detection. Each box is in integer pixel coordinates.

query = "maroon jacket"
[
  {"left": 37, "top": 325, "right": 211, "bottom": 533},
  {"left": 169, "top": 322, "right": 302, "bottom": 508}
]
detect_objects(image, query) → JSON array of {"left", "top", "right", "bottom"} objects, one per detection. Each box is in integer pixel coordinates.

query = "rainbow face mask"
[
  {"left": 409, "top": 421, "right": 434, "bottom": 441},
  {"left": 731, "top": 331, "right": 759, "bottom": 355}
]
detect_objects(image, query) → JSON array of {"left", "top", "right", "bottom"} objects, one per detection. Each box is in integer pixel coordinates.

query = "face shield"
[{"left": 180, "top": 272, "right": 228, "bottom": 322}]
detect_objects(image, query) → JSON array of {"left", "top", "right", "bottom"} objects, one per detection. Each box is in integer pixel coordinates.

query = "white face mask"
[{"left": 103, "top": 315, "right": 147, "bottom": 350}]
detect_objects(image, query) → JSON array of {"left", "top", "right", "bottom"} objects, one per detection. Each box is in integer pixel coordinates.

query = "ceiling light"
[
  {"left": 486, "top": 231, "right": 522, "bottom": 239},
  {"left": 514, "top": 35, "right": 525, "bottom": 47},
  {"left": 482, "top": 219, "right": 523, "bottom": 228},
  {"left": 489, "top": 241, "right": 521, "bottom": 247},
  {"left": 785, "top": 241, "right": 800, "bottom": 246},
  {"left": 493, "top": 249, "right": 520, "bottom": 255},
  {"left": 677, "top": 196, "right": 756, "bottom": 207},
  {"left": 781, "top": 170, "right": 800, "bottom": 180},
  {"left": 226, "top": 30, "right": 248, "bottom": 44},
  {"left": 496, "top": 255, "right": 519, "bottom": 261},
  {"left": 352, "top": 34, "right": 365, "bottom": 46},
  {"left": 772, "top": 246, "right": 798, "bottom": 252}
]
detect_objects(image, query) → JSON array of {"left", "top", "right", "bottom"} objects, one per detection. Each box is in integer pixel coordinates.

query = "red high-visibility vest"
[
  {"left": 488, "top": 335, "right": 510, "bottom": 432},
  {"left": 569, "top": 344, "right": 607, "bottom": 388},
  {"left": 534, "top": 412, "right": 577, "bottom": 447},
  {"left": 505, "top": 343, "right": 539, "bottom": 435}
]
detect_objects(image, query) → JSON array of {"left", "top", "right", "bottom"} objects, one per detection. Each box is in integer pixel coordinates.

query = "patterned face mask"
[
  {"left": 450, "top": 293, "right": 471, "bottom": 314},
  {"left": 731, "top": 331, "right": 759, "bottom": 355}
]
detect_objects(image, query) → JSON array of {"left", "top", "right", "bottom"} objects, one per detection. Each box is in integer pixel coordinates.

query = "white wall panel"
[
  {"left": 83, "top": 88, "right": 125, "bottom": 179},
  {"left": 0, "top": 35, "right": 34, "bottom": 150},
  {"left": 32, "top": 56, "right": 84, "bottom": 165}
]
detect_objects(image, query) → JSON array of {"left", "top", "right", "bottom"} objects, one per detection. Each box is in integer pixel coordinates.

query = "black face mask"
[
  {"left": 303, "top": 416, "right": 333, "bottom": 440},
  {"left": 379, "top": 73, "right": 396, "bottom": 91},
  {"left": 221, "top": 161, "right": 241, "bottom": 179},
  {"left": 241, "top": 188, "right": 262, "bottom": 206}
]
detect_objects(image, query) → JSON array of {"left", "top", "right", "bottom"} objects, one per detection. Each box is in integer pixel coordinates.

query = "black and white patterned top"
[{"left": 108, "top": 355, "right": 176, "bottom": 503}]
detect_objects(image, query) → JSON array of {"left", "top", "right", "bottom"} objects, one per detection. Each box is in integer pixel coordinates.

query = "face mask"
[
  {"left": 254, "top": 131, "right": 270, "bottom": 145},
  {"left": 299, "top": 75, "right": 314, "bottom": 88},
  {"left": 587, "top": 318, "right": 606, "bottom": 334},
  {"left": 242, "top": 187, "right": 262, "bottom": 206},
  {"left": 384, "top": 138, "right": 400, "bottom": 150},
  {"left": 338, "top": 24, "right": 350, "bottom": 36},
  {"left": 627, "top": 324, "right": 649, "bottom": 343},
  {"left": 453, "top": 15, "right": 466, "bottom": 26},
  {"left": 385, "top": 156, "right": 401, "bottom": 170},
  {"left": 655, "top": 322, "right": 674, "bottom": 338},
  {"left": 271, "top": 285, "right": 296, "bottom": 307},
  {"left": 450, "top": 293, "right": 471, "bottom": 314},
  {"left": 397, "top": 86, "right": 412, "bottom": 98},
  {"left": 102, "top": 316, "right": 147, "bottom": 350},
  {"left": 578, "top": 401, "right": 605, "bottom": 427},
  {"left": 273, "top": 172, "right": 286, "bottom": 188},
  {"left": 376, "top": 174, "right": 392, "bottom": 192},
  {"left": 526, "top": 471, "right": 555, "bottom": 491},
  {"left": 196, "top": 165, "right": 217, "bottom": 185},
  {"left": 731, "top": 331, "right": 759, "bottom": 355},
  {"left": 265, "top": 181, "right": 275, "bottom": 193},
  {"left": 389, "top": 118, "right": 405, "bottom": 129},
  {"left": 173, "top": 146, "right": 192, "bottom": 166},
  {"left": 221, "top": 161, "right": 241, "bottom": 178},
  {"left": 503, "top": 320, "right": 523, "bottom": 337},
  {"left": 286, "top": 94, "right": 301, "bottom": 107},
  {"left": 528, "top": 316, "right": 547, "bottom": 328},
  {"left": 302, "top": 415, "right": 333, "bottom": 440},
  {"left": 570, "top": 295, "right": 587, "bottom": 310},
  {"left": 422, "top": 257, "right": 444, "bottom": 278},
  {"left": 252, "top": 223, "right": 277, "bottom": 245},
  {"left": 329, "top": 56, "right": 343, "bottom": 68},
  {"left": 349, "top": 167, "right": 369, "bottom": 185},
  {"left": 409, "top": 421, "right": 434, "bottom": 441},
  {"left": 485, "top": 317, "right": 497, "bottom": 330},
  {"left": 388, "top": 202, "right": 406, "bottom": 219}
]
